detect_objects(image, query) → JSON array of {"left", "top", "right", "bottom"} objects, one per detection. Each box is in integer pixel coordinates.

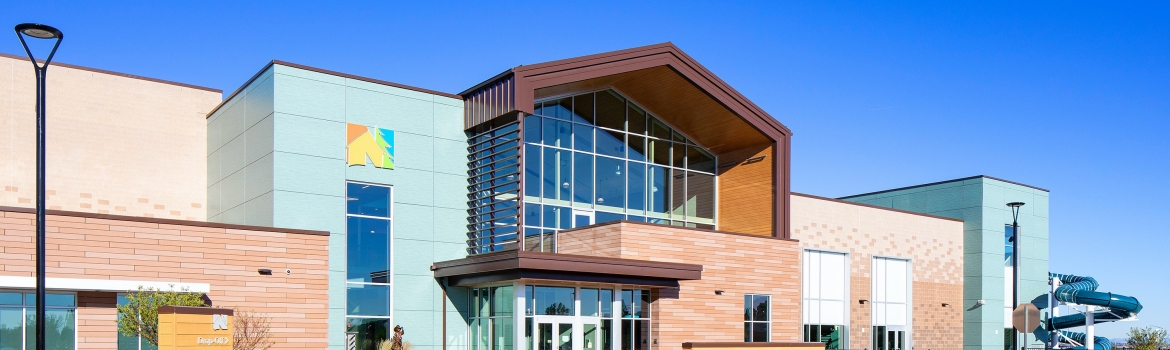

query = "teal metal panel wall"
[
  {"left": 207, "top": 67, "right": 275, "bottom": 227},
  {"left": 272, "top": 64, "right": 467, "bottom": 350},
  {"left": 210, "top": 63, "right": 467, "bottom": 350},
  {"left": 842, "top": 176, "right": 1049, "bottom": 350}
]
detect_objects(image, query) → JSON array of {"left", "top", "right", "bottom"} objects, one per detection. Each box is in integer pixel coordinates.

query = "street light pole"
[
  {"left": 14, "top": 23, "right": 63, "bottom": 350},
  {"left": 1008, "top": 202, "right": 1025, "bottom": 350}
]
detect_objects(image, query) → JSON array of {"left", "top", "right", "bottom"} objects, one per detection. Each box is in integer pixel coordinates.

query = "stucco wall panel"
[{"left": 0, "top": 55, "right": 221, "bottom": 220}]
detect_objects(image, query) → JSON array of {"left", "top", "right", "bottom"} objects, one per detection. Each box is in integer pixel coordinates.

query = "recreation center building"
[{"left": 0, "top": 43, "right": 1050, "bottom": 350}]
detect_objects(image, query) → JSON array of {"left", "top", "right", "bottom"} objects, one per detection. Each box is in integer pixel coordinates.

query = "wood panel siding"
[
  {"left": 534, "top": 66, "right": 771, "bottom": 155},
  {"left": 557, "top": 222, "right": 803, "bottom": 346},
  {"left": 717, "top": 145, "right": 773, "bottom": 236},
  {"left": 0, "top": 208, "right": 329, "bottom": 349}
]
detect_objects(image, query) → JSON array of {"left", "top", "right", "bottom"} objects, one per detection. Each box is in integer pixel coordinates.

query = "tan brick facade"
[
  {"left": 790, "top": 193, "right": 964, "bottom": 350},
  {"left": 0, "top": 54, "right": 221, "bottom": 220},
  {"left": 558, "top": 222, "right": 803, "bottom": 348},
  {"left": 0, "top": 207, "right": 329, "bottom": 349}
]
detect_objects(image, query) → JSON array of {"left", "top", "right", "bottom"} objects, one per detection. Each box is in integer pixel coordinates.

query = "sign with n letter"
[{"left": 158, "top": 306, "right": 233, "bottom": 350}]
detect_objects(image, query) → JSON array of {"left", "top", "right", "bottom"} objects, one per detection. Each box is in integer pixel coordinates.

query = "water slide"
[{"left": 1045, "top": 273, "right": 1143, "bottom": 350}]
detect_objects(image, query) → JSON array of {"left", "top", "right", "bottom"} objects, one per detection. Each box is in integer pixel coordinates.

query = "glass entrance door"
[
  {"left": 872, "top": 326, "right": 906, "bottom": 350},
  {"left": 535, "top": 317, "right": 574, "bottom": 350},
  {"left": 535, "top": 317, "right": 602, "bottom": 350}
]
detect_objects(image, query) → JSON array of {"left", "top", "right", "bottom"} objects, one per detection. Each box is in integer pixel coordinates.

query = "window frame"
[
  {"left": 0, "top": 290, "right": 78, "bottom": 350},
  {"left": 801, "top": 249, "right": 850, "bottom": 349},
  {"left": 344, "top": 181, "right": 395, "bottom": 333},
  {"left": 743, "top": 293, "right": 772, "bottom": 342},
  {"left": 523, "top": 88, "right": 720, "bottom": 253}
]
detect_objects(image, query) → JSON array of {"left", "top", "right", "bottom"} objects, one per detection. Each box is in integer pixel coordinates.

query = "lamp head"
[
  {"left": 15, "top": 23, "right": 62, "bottom": 39},
  {"left": 1007, "top": 202, "right": 1025, "bottom": 208}
]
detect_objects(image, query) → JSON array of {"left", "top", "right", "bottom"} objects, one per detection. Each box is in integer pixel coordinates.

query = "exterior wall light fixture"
[
  {"left": 859, "top": 299, "right": 868, "bottom": 304},
  {"left": 258, "top": 269, "right": 273, "bottom": 275},
  {"left": 714, "top": 290, "right": 724, "bottom": 295}
]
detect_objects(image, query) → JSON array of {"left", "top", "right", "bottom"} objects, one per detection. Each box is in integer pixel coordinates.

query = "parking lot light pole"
[{"left": 14, "top": 22, "right": 63, "bottom": 350}]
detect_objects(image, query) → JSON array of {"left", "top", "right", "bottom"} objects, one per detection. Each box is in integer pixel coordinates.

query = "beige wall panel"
[
  {"left": 0, "top": 55, "right": 221, "bottom": 220},
  {"left": 789, "top": 194, "right": 964, "bottom": 349}
]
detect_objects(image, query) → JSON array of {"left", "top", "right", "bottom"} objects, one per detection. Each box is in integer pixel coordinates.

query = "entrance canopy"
[{"left": 432, "top": 250, "right": 702, "bottom": 288}]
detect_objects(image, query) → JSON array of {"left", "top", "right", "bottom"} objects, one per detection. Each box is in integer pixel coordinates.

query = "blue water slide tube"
[{"left": 1046, "top": 273, "right": 1143, "bottom": 350}]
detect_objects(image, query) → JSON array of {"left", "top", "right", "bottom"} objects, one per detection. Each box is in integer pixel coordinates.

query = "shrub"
[{"left": 115, "top": 285, "right": 206, "bottom": 345}]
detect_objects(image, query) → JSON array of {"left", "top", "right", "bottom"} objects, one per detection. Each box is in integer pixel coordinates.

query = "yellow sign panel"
[{"left": 158, "top": 306, "right": 233, "bottom": 350}]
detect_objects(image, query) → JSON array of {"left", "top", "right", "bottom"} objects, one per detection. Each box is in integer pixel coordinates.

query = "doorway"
[
  {"left": 872, "top": 326, "right": 906, "bottom": 350},
  {"left": 534, "top": 316, "right": 602, "bottom": 350}
]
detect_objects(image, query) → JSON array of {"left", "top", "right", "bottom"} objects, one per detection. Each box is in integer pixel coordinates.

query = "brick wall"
[
  {"left": 0, "top": 54, "right": 221, "bottom": 220},
  {"left": 558, "top": 221, "right": 803, "bottom": 348},
  {"left": 790, "top": 194, "right": 964, "bottom": 350},
  {"left": 0, "top": 208, "right": 329, "bottom": 349}
]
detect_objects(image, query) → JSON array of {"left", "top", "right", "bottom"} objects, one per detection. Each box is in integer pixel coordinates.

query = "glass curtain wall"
[
  {"left": 0, "top": 292, "right": 76, "bottom": 350},
  {"left": 467, "top": 122, "right": 522, "bottom": 254},
  {"left": 872, "top": 257, "right": 910, "bottom": 350},
  {"left": 802, "top": 250, "right": 847, "bottom": 349},
  {"left": 346, "top": 182, "right": 394, "bottom": 350},
  {"left": 514, "top": 286, "right": 646, "bottom": 350},
  {"left": 470, "top": 286, "right": 516, "bottom": 350},
  {"left": 522, "top": 89, "right": 717, "bottom": 252}
]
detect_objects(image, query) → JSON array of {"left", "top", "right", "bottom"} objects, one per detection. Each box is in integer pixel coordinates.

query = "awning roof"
[{"left": 432, "top": 250, "right": 702, "bottom": 288}]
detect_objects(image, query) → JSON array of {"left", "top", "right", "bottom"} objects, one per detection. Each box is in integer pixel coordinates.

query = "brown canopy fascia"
[
  {"left": 432, "top": 250, "right": 703, "bottom": 288},
  {"left": 461, "top": 42, "right": 794, "bottom": 238}
]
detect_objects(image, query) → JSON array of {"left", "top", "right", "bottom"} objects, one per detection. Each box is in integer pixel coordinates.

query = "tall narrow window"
[
  {"left": 803, "top": 250, "right": 847, "bottom": 349},
  {"left": 744, "top": 294, "right": 771, "bottom": 342},
  {"left": 872, "top": 257, "right": 910, "bottom": 350},
  {"left": 346, "top": 182, "right": 393, "bottom": 350}
]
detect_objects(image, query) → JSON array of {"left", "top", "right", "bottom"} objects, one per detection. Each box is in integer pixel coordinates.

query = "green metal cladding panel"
[
  {"left": 842, "top": 176, "right": 1049, "bottom": 350},
  {"left": 206, "top": 67, "right": 275, "bottom": 225},
  {"left": 272, "top": 64, "right": 468, "bottom": 350}
]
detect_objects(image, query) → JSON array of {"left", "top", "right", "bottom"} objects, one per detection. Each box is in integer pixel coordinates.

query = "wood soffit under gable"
[{"left": 534, "top": 66, "right": 772, "bottom": 156}]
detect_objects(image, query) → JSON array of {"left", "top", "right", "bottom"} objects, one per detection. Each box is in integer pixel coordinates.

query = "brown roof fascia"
[
  {"left": 682, "top": 342, "right": 827, "bottom": 349},
  {"left": 204, "top": 61, "right": 276, "bottom": 119},
  {"left": 432, "top": 250, "right": 703, "bottom": 281},
  {"left": 0, "top": 52, "right": 221, "bottom": 93},
  {"left": 458, "top": 68, "right": 516, "bottom": 96},
  {"left": 792, "top": 192, "right": 964, "bottom": 222},
  {"left": 0, "top": 205, "right": 331, "bottom": 237},
  {"left": 837, "top": 175, "right": 1050, "bottom": 199},
  {"left": 206, "top": 59, "right": 463, "bottom": 119},
  {"left": 273, "top": 60, "right": 462, "bottom": 99},
  {"left": 510, "top": 42, "right": 793, "bottom": 138}
]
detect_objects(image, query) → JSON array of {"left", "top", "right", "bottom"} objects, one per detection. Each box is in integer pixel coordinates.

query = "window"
[
  {"left": 346, "top": 182, "right": 393, "bottom": 350},
  {"left": 116, "top": 295, "right": 157, "bottom": 350},
  {"left": 803, "top": 250, "right": 847, "bottom": 349},
  {"left": 743, "top": 294, "right": 770, "bottom": 342},
  {"left": 470, "top": 286, "right": 514, "bottom": 350},
  {"left": 0, "top": 292, "right": 76, "bottom": 350},
  {"left": 872, "top": 257, "right": 910, "bottom": 350},
  {"left": 620, "top": 289, "right": 650, "bottom": 350},
  {"left": 1004, "top": 225, "right": 1020, "bottom": 329},
  {"left": 522, "top": 89, "right": 718, "bottom": 252}
]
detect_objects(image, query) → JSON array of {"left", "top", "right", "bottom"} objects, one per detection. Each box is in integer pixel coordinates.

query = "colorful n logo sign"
[{"left": 346, "top": 123, "right": 395, "bottom": 169}]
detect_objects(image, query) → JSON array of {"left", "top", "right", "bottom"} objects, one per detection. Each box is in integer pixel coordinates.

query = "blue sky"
[{"left": 5, "top": 0, "right": 1167, "bottom": 338}]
